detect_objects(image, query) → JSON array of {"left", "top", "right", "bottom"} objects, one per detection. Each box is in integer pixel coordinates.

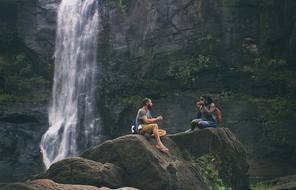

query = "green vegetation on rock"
[
  {"left": 252, "top": 182, "right": 272, "bottom": 190},
  {"left": 168, "top": 54, "right": 210, "bottom": 82},
  {"left": 109, "top": 0, "right": 130, "bottom": 14},
  {"left": 261, "top": 97, "right": 296, "bottom": 147},
  {"left": 0, "top": 52, "right": 51, "bottom": 101},
  {"left": 244, "top": 57, "right": 296, "bottom": 97},
  {"left": 196, "top": 154, "right": 232, "bottom": 190}
]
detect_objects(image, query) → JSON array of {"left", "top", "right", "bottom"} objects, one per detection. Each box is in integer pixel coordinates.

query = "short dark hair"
[
  {"left": 142, "top": 98, "right": 151, "bottom": 106},
  {"left": 202, "top": 95, "right": 213, "bottom": 105},
  {"left": 196, "top": 96, "right": 213, "bottom": 105}
]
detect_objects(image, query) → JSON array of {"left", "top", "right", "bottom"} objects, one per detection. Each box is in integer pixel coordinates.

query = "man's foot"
[{"left": 156, "top": 145, "right": 169, "bottom": 153}]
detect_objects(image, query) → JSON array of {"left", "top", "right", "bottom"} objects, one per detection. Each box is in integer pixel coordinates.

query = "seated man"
[
  {"left": 191, "top": 96, "right": 217, "bottom": 130},
  {"left": 136, "top": 98, "right": 169, "bottom": 152}
]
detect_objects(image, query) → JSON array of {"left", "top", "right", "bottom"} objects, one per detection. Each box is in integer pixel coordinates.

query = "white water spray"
[{"left": 40, "top": 0, "right": 102, "bottom": 169}]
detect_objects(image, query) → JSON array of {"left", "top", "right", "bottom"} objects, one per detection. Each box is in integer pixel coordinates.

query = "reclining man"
[{"left": 136, "top": 98, "right": 169, "bottom": 152}]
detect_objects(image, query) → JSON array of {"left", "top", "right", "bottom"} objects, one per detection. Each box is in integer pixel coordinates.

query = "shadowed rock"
[
  {"left": 270, "top": 175, "right": 296, "bottom": 190},
  {"left": 6, "top": 128, "right": 249, "bottom": 190},
  {"left": 81, "top": 128, "right": 249, "bottom": 190},
  {"left": 169, "top": 128, "right": 250, "bottom": 190},
  {"left": 81, "top": 134, "right": 208, "bottom": 190},
  {"left": 36, "top": 157, "right": 124, "bottom": 189},
  {"left": 0, "top": 179, "right": 138, "bottom": 190}
]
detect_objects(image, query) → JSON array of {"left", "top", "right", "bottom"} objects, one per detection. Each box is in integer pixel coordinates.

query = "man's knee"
[
  {"left": 191, "top": 119, "right": 199, "bottom": 126},
  {"left": 153, "top": 124, "right": 159, "bottom": 130}
]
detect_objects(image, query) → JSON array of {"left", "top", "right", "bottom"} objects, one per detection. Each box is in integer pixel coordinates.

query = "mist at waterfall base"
[{"left": 40, "top": 0, "right": 102, "bottom": 169}]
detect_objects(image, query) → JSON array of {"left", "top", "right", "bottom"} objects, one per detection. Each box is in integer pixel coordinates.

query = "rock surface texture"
[
  {"left": 270, "top": 175, "right": 296, "bottom": 190},
  {"left": 0, "top": 179, "right": 138, "bottom": 190},
  {"left": 38, "top": 128, "right": 249, "bottom": 190}
]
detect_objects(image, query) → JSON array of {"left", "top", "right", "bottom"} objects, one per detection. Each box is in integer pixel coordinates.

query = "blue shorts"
[
  {"left": 192, "top": 119, "right": 217, "bottom": 128},
  {"left": 199, "top": 120, "right": 217, "bottom": 128}
]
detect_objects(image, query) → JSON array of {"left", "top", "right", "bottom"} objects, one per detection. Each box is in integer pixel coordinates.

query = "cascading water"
[{"left": 40, "top": 0, "right": 102, "bottom": 169}]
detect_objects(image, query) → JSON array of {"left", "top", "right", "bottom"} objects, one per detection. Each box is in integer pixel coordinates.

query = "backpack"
[
  {"left": 214, "top": 107, "right": 223, "bottom": 123},
  {"left": 131, "top": 119, "right": 139, "bottom": 134}
]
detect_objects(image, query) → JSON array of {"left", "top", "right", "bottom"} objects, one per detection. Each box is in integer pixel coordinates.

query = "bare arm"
[
  {"left": 202, "top": 104, "right": 215, "bottom": 115},
  {"left": 143, "top": 116, "right": 163, "bottom": 124}
]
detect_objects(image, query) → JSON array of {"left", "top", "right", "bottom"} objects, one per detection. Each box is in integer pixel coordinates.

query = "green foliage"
[
  {"left": 252, "top": 182, "right": 272, "bottom": 190},
  {"left": 15, "top": 54, "right": 33, "bottom": 77},
  {"left": 0, "top": 53, "right": 33, "bottom": 77},
  {"left": 110, "top": 0, "right": 129, "bottom": 14},
  {"left": 0, "top": 94, "right": 32, "bottom": 104},
  {"left": 0, "top": 94, "right": 14, "bottom": 103},
  {"left": 244, "top": 57, "right": 296, "bottom": 97},
  {"left": 244, "top": 57, "right": 288, "bottom": 79},
  {"left": 268, "top": 97, "right": 296, "bottom": 117},
  {"left": 168, "top": 54, "right": 210, "bottom": 82},
  {"left": 254, "top": 57, "right": 287, "bottom": 69},
  {"left": 259, "top": 97, "right": 296, "bottom": 146},
  {"left": 196, "top": 154, "right": 232, "bottom": 190},
  {"left": 12, "top": 76, "right": 50, "bottom": 93},
  {"left": 0, "top": 53, "right": 50, "bottom": 99}
]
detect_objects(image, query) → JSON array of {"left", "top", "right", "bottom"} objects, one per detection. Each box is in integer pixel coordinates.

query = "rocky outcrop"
[
  {"left": 79, "top": 128, "right": 248, "bottom": 190},
  {"left": 0, "top": 0, "right": 59, "bottom": 57},
  {"left": 269, "top": 175, "right": 296, "bottom": 190},
  {"left": 0, "top": 179, "right": 138, "bottom": 190},
  {"left": 1, "top": 125, "right": 249, "bottom": 190},
  {"left": 169, "top": 128, "right": 249, "bottom": 190},
  {"left": 81, "top": 134, "right": 208, "bottom": 190},
  {"left": 0, "top": 102, "right": 48, "bottom": 183},
  {"left": 37, "top": 157, "right": 124, "bottom": 189}
]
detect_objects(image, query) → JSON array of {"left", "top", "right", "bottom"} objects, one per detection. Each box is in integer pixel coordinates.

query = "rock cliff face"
[
  {"left": 0, "top": 101, "right": 48, "bottom": 183},
  {"left": 98, "top": 0, "right": 296, "bottom": 134},
  {"left": 97, "top": 0, "right": 296, "bottom": 179},
  {"left": 15, "top": 0, "right": 59, "bottom": 57},
  {"left": 0, "top": 0, "right": 56, "bottom": 183},
  {"left": 0, "top": 0, "right": 58, "bottom": 56}
]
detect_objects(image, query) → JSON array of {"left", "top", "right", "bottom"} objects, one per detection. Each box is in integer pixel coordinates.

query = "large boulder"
[
  {"left": 37, "top": 157, "right": 124, "bottom": 189},
  {"left": 169, "top": 128, "right": 250, "bottom": 190},
  {"left": 0, "top": 124, "right": 249, "bottom": 190},
  {"left": 0, "top": 179, "right": 137, "bottom": 190},
  {"left": 82, "top": 134, "right": 208, "bottom": 190},
  {"left": 81, "top": 128, "right": 249, "bottom": 190}
]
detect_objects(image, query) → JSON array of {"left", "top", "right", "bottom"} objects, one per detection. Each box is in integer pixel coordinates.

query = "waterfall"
[{"left": 40, "top": 0, "right": 102, "bottom": 169}]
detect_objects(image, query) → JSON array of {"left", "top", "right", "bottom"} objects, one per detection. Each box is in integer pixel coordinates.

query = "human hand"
[
  {"left": 196, "top": 101, "right": 204, "bottom": 110},
  {"left": 157, "top": 116, "right": 163, "bottom": 121}
]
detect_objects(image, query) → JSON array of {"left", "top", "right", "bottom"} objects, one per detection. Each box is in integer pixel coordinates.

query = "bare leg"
[
  {"left": 153, "top": 124, "right": 168, "bottom": 151},
  {"left": 191, "top": 119, "right": 202, "bottom": 130}
]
